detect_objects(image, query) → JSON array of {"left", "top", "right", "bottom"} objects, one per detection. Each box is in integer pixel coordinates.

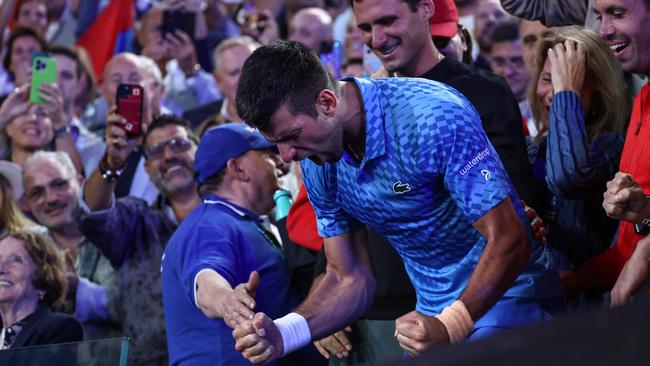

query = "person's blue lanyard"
[{"left": 203, "top": 199, "right": 282, "bottom": 251}]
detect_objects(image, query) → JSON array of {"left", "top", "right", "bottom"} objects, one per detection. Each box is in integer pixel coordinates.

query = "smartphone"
[
  {"left": 116, "top": 84, "right": 144, "bottom": 137},
  {"left": 29, "top": 54, "right": 57, "bottom": 104},
  {"left": 161, "top": 10, "right": 196, "bottom": 40}
]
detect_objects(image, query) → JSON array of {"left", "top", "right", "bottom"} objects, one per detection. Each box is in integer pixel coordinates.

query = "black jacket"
[{"left": 0, "top": 304, "right": 83, "bottom": 365}]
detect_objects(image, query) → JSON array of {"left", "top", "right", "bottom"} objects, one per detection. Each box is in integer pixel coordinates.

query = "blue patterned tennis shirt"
[{"left": 301, "top": 77, "right": 559, "bottom": 316}]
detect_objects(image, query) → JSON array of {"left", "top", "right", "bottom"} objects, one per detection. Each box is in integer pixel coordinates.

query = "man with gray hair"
[
  {"left": 22, "top": 151, "right": 120, "bottom": 339},
  {"left": 184, "top": 36, "right": 260, "bottom": 126}
]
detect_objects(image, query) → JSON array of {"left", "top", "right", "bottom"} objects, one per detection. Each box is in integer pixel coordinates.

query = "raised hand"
[
  {"left": 38, "top": 83, "right": 66, "bottom": 128},
  {"left": 104, "top": 107, "right": 138, "bottom": 169},
  {"left": 394, "top": 310, "right": 449, "bottom": 356},
  {"left": 233, "top": 312, "right": 283, "bottom": 364},
  {"left": 313, "top": 326, "right": 353, "bottom": 359},
  {"left": 0, "top": 84, "right": 30, "bottom": 129},
  {"left": 163, "top": 30, "right": 199, "bottom": 76},
  {"left": 603, "top": 172, "right": 650, "bottom": 223},
  {"left": 548, "top": 39, "right": 586, "bottom": 93}
]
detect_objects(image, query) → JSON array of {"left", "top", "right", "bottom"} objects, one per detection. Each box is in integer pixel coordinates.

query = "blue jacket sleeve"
[
  {"left": 545, "top": 91, "right": 624, "bottom": 199},
  {"left": 77, "top": 196, "right": 151, "bottom": 269}
]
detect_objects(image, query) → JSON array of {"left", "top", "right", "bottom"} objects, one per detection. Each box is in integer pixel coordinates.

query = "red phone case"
[{"left": 116, "top": 84, "right": 144, "bottom": 137}]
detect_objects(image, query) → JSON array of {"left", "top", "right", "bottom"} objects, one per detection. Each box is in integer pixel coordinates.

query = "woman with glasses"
[{"left": 527, "top": 28, "right": 630, "bottom": 283}]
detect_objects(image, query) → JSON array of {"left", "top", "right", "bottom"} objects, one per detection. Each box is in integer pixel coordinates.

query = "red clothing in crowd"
[{"left": 286, "top": 185, "right": 323, "bottom": 252}]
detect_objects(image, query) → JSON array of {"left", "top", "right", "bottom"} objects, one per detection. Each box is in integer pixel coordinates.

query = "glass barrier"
[{"left": 0, "top": 337, "right": 129, "bottom": 366}]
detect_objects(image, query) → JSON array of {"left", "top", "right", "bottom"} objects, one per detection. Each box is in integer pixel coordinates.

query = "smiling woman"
[
  {"left": 2, "top": 105, "right": 54, "bottom": 165},
  {"left": 0, "top": 231, "right": 82, "bottom": 350},
  {"left": 0, "top": 84, "right": 84, "bottom": 174},
  {"left": 526, "top": 27, "right": 630, "bottom": 272}
]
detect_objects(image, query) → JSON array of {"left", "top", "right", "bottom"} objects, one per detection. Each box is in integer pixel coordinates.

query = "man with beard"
[
  {"left": 22, "top": 151, "right": 120, "bottom": 339},
  {"left": 78, "top": 114, "right": 201, "bottom": 365}
]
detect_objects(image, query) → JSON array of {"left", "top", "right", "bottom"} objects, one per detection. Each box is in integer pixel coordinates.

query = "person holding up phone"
[
  {"left": 94, "top": 52, "right": 162, "bottom": 205},
  {"left": 79, "top": 114, "right": 203, "bottom": 365},
  {"left": 0, "top": 54, "right": 83, "bottom": 176},
  {"left": 137, "top": 2, "right": 221, "bottom": 116},
  {"left": 47, "top": 46, "right": 106, "bottom": 176}
]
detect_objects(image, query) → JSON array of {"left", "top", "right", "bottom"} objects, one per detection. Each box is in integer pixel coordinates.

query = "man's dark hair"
[
  {"left": 143, "top": 114, "right": 199, "bottom": 153},
  {"left": 49, "top": 45, "right": 83, "bottom": 79},
  {"left": 3, "top": 26, "right": 48, "bottom": 76},
  {"left": 490, "top": 18, "right": 520, "bottom": 44},
  {"left": 236, "top": 40, "right": 336, "bottom": 132},
  {"left": 350, "top": 0, "right": 420, "bottom": 12}
]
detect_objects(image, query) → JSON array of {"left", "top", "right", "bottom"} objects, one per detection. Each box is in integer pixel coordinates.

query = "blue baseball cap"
[{"left": 194, "top": 123, "right": 278, "bottom": 184}]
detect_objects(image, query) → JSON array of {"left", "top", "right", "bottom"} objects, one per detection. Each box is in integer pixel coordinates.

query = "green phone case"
[{"left": 29, "top": 56, "right": 57, "bottom": 104}]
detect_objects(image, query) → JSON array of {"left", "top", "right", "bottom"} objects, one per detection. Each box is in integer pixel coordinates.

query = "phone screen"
[
  {"left": 29, "top": 55, "right": 57, "bottom": 104},
  {"left": 116, "top": 84, "right": 144, "bottom": 137}
]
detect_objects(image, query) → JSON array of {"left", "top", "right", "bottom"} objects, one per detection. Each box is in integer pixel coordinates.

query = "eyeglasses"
[
  {"left": 26, "top": 178, "right": 71, "bottom": 203},
  {"left": 144, "top": 137, "right": 193, "bottom": 160}
]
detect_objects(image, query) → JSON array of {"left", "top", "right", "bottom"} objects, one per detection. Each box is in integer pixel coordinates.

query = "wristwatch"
[
  {"left": 99, "top": 155, "right": 124, "bottom": 182},
  {"left": 634, "top": 195, "right": 650, "bottom": 236}
]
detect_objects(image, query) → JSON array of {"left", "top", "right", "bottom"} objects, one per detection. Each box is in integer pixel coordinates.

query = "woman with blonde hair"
[{"left": 527, "top": 27, "right": 630, "bottom": 276}]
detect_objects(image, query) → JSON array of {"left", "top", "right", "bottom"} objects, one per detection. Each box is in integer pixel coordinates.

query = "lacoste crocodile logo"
[{"left": 392, "top": 181, "right": 411, "bottom": 195}]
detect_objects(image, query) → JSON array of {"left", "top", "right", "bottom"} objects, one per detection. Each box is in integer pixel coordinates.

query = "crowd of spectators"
[{"left": 0, "top": 0, "right": 649, "bottom": 365}]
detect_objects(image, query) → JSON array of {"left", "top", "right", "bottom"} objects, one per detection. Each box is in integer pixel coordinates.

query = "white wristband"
[{"left": 273, "top": 312, "right": 311, "bottom": 356}]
